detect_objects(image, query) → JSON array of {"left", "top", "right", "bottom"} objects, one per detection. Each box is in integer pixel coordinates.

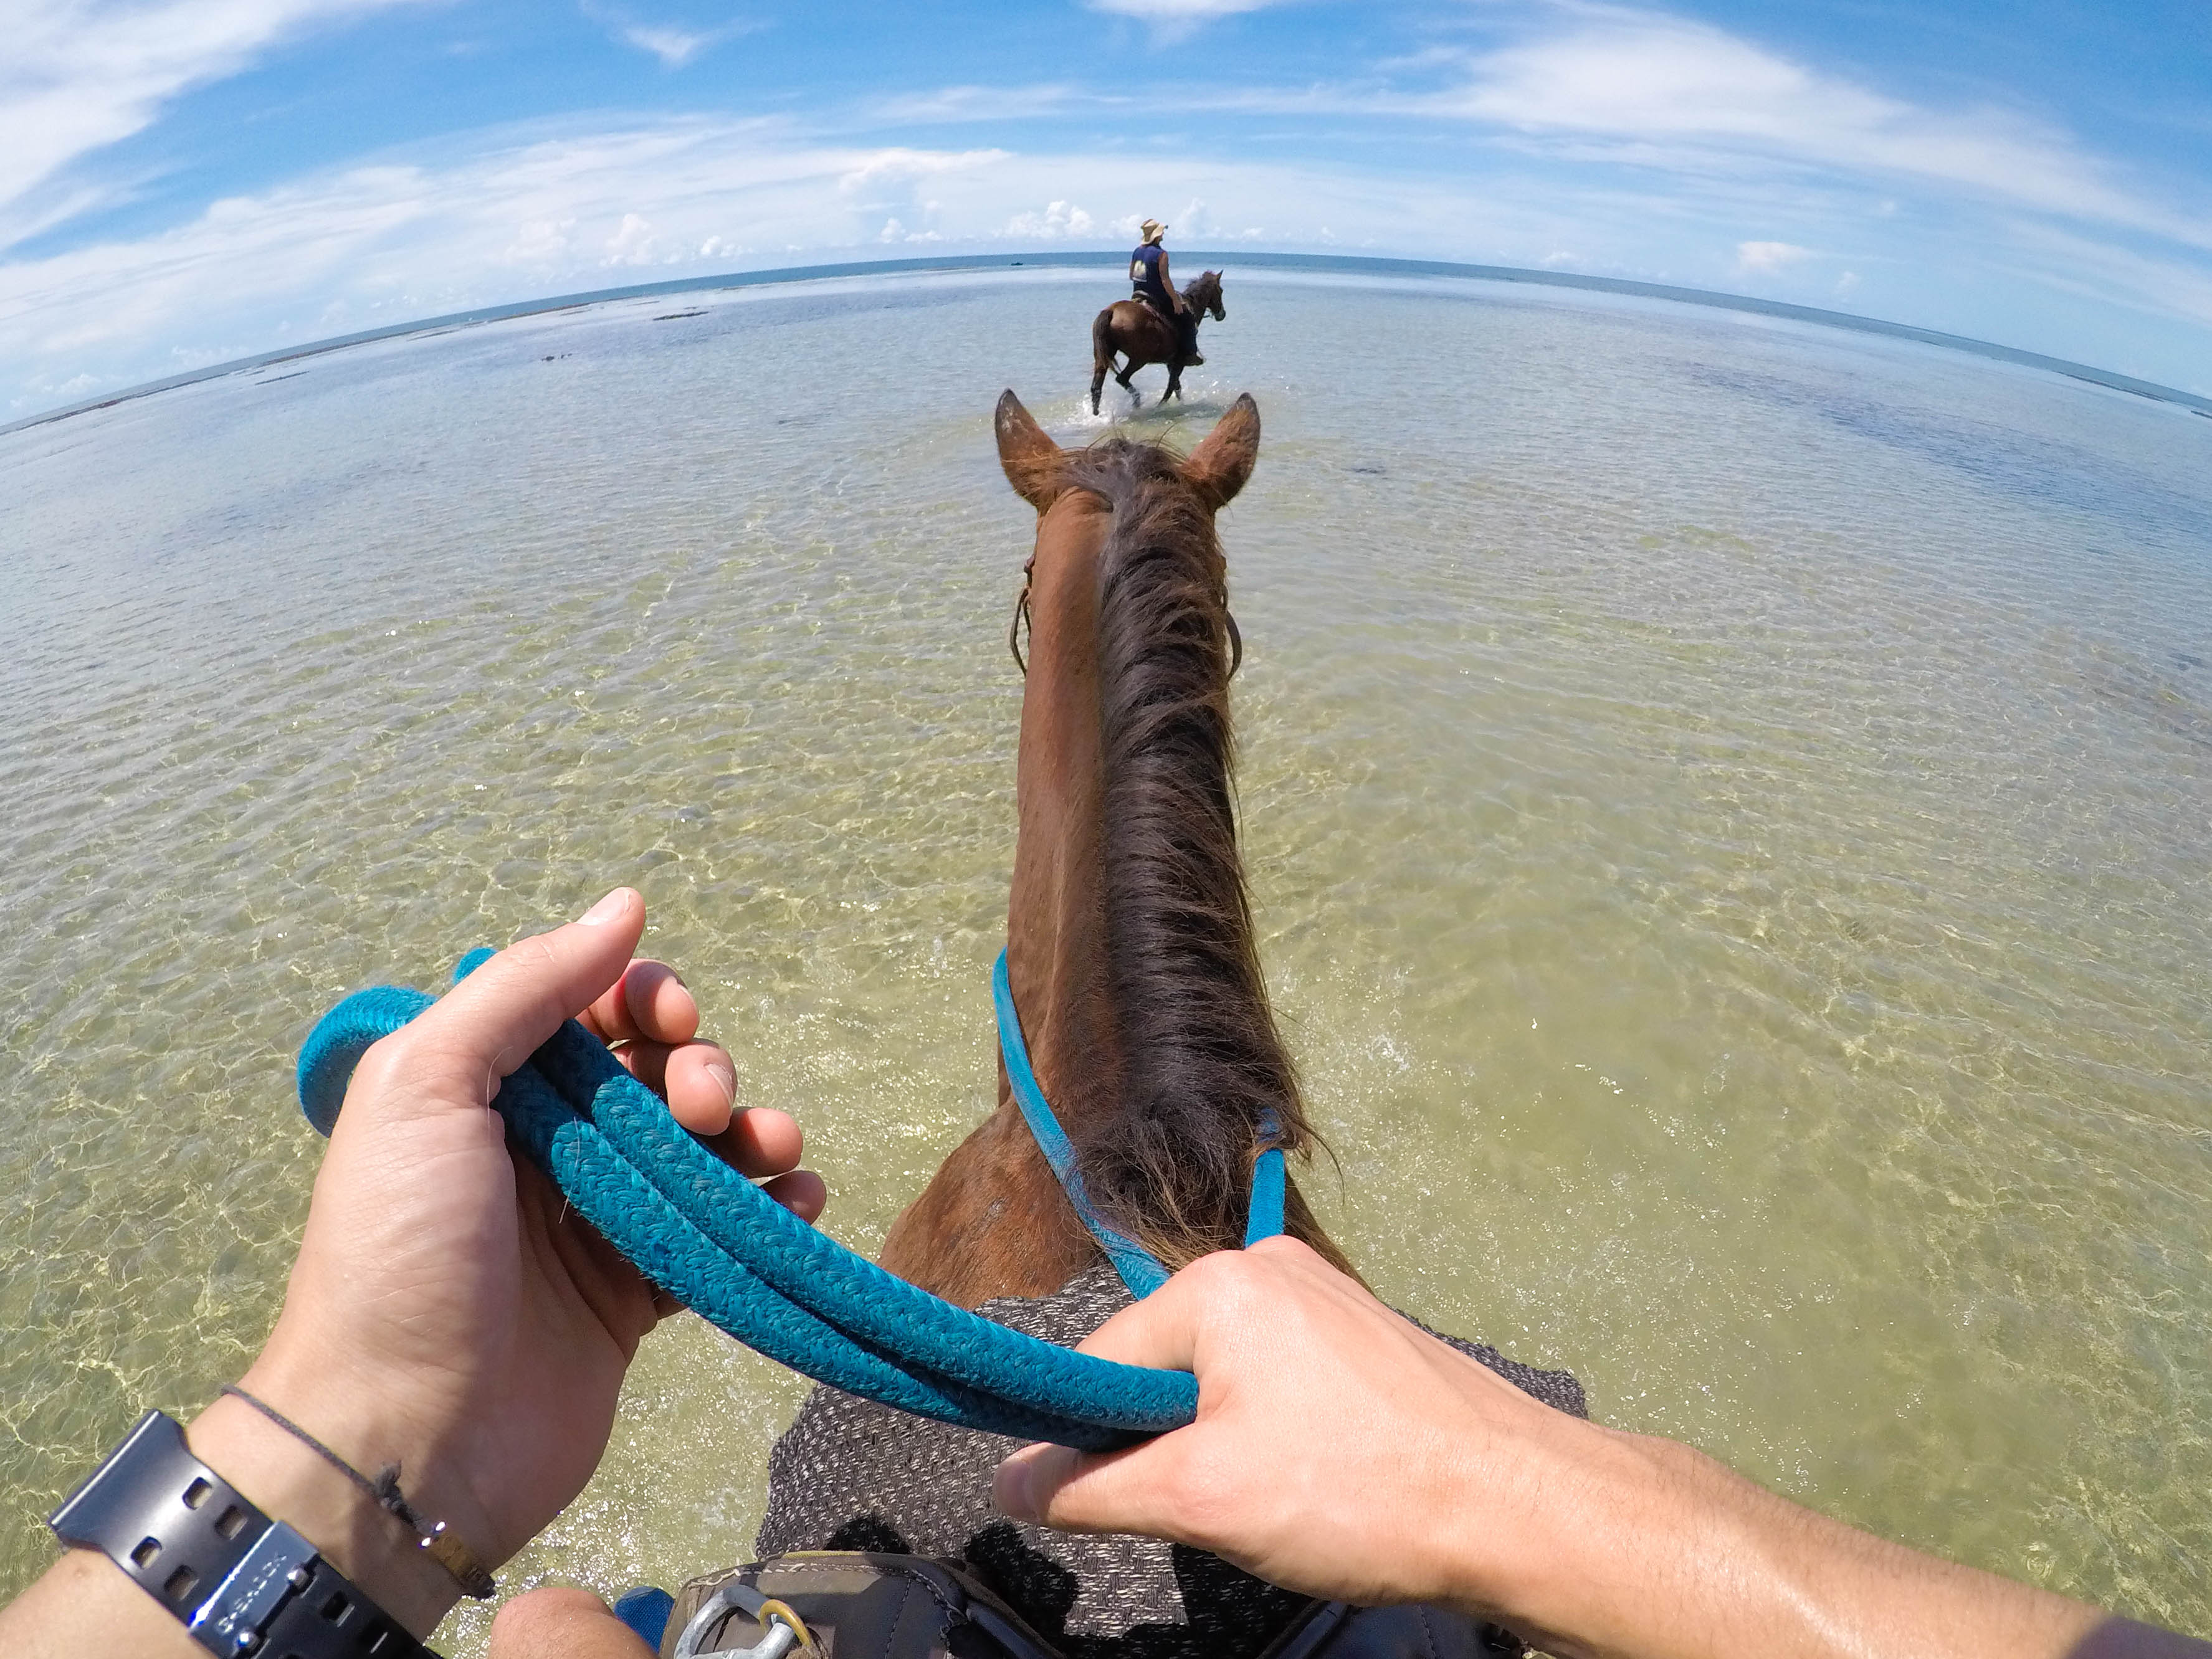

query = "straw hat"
[{"left": 1139, "top": 219, "right": 1166, "bottom": 244}]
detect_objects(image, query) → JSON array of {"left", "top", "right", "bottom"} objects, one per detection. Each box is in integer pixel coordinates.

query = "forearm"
[{"left": 1471, "top": 1424, "right": 2102, "bottom": 1659}]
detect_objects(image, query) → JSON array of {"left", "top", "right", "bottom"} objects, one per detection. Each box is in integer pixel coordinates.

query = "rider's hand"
[
  {"left": 192, "top": 890, "right": 824, "bottom": 1635},
  {"left": 993, "top": 1239, "right": 2106, "bottom": 1659},
  {"left": 991, "top": 1238, "right": 1593, "bottom": 1625}
]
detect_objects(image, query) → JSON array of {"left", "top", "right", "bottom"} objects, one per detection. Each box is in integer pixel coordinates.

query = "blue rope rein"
[{"left": 295, "top": 950, "right": 1283, "bottom": 1449}]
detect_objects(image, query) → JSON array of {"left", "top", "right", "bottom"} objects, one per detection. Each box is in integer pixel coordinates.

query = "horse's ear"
[
  {"left": 994, "top": 390, "right": 1070, "bottom": 511},
  {"left": 1180, "top": 392, "right": 1260, "bottom": 511}
]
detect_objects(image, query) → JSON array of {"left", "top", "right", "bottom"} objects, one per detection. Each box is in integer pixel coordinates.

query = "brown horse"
[
  {"left": 743, "top": 394, "right": 1584, "bottom": 1658},
  {"left": 1090, "top": 272, "right": 1225, "bottom": 415}
]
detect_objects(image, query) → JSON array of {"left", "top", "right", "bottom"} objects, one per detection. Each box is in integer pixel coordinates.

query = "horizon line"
[{"left": 6, "top": 249, "right": 2209, "bottom": 439}]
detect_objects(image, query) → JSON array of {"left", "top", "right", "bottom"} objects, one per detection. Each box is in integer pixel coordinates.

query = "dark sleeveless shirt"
[{"left": 1130, "top": 242, "right": 1170, "bottom": 307}]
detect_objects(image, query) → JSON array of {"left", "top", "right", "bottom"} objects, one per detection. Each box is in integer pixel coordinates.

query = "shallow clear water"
[{"left": 2, "top": 267, "right": 2209, "bottom": 1644}]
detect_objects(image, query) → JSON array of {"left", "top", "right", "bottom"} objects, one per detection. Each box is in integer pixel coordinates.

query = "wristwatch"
[{"left": 48, "top": 1409, "right": 441, "bottom": 1658}]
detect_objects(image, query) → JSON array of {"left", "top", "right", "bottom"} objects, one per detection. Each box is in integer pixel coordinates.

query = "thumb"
[
  {"left": 351, "top": 888, "right": 646, "bottom": 1127},
  {"left": 491, "top": 1586, "right": 654, "bottom": 1658},
  {"left": 995, "top": 1431, "right": 1192, "bottom": 1541},
  {"left": 993, "top": 1262, "right": 1211, "bottom": 1535}
]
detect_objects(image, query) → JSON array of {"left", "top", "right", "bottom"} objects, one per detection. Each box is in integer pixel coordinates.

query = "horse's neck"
[
  {"left": 874, "top": 493, "right": 1121, "bottom": 1305},
  {"left": 1004, "top": 493, "right": 1125, "bottom": 1128}
]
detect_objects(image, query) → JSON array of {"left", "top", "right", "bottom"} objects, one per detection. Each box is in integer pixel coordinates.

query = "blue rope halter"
[
  {"left": 991, "top": 949, "right": 1284, "bottom": 1299},
  {"left": 294, "top": 949, "right": 1285, "bottom": 1450}
]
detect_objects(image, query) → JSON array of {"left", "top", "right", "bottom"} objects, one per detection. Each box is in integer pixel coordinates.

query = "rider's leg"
[{"left": 1177, "top": 309, "right": 1203, "bottom": 367}]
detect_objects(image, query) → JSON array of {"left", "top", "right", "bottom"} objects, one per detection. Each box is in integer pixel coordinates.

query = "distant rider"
[{"left": 1130, "top": 218, "right": 1203, "bottom": 367}]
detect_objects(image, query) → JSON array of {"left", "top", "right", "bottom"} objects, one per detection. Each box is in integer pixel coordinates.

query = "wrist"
[
  {"left": 189, "top": 1369, "right": 490, "bottom": 1640},
  {"left": 1406, "top": 1364, "right": 1732, "bottom": 1659}
]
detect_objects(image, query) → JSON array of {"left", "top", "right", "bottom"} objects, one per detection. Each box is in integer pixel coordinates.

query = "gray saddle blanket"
[{"left": 756, "top": 1263, "right": 1585, "bottom": 1658}]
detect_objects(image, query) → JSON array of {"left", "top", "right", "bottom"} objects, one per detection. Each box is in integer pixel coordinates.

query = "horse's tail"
[{"left": 1092, "top": 306, "right": 1119, "bottom": 373}]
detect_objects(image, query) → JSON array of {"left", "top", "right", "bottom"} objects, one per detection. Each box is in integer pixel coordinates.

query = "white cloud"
[
  {"left": 0, "top": 0, "right": 429, "bottom": 250},
  {"left": 618, "top": 25, "right": 716, "bottom": 67},
  {"left": 1087, "top": 0, "right": 1282, "bottom": 44},
  {"left": 1736, "top": 239, "right": 1809, "bottom": 273},
  {"left": 1430, "top": 8, "right": 2210, "bottom": 251},
  {"left": 578, "top": 4, "right": 763, "bottom": 68},
  {"left": 1004, "top": 199, "right": 1097, "bottom": 239},
  {"left": 837, "top": 147, "right": 1006, "bottom": 197},
  {"left": 604, "top": 211, "right": 666, "bottom": 265}
]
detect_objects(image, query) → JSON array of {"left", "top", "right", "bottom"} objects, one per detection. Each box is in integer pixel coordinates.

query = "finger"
[
  {"left": 490, "top": 1585, "right": 653, "bottom": 1659},
  {"left": 701, "top": 1105, "right": 803, "bottom": 1177},
  {"left": 761, "top": 1167, "right": 827, "bottom": 1224},
  {"left": 369, "top": 890, "right": 644, "bottom": 1124},
  {"left": 581, "top": 959, "right": 697, "bottom": 1047},
  {"left": 1067, "top": 1265, "right": 1206, "bottom": 1374},
  {"left": 994, "top": 1438, "right": 1173, "bottom": 1537},
  {"left": 661, "top": 1041, "right": 738, "bottom": 1136},
  {"left": 615, "top": 1045, "right": 768, "bottom": 1148},
  {"left": 611, "top": 1038, "right": 667, "bottom": 1091}
]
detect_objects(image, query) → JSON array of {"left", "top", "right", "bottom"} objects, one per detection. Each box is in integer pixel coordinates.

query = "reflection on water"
[{"left": 2, "top": 267, "right": 2208, "bottom": 1645}]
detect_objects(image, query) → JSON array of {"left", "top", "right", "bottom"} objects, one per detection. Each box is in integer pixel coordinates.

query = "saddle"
[
  {"left": 657, "top": 1552, "right": 1528, "bottom": 1659},
  {"left": 1129, "top": 290, "right": 1201, "bottom": 364}
]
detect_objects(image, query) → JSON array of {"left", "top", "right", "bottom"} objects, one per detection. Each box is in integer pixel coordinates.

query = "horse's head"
[
  {"left": 1188, "top": 270, "right": 1226, "bottom": 321},
  {"left": 993, "top": 387, "right": 1255, "bottom": 519},
  {"left": 994, "top": 386, "right": 1256, "bottom": 687}
]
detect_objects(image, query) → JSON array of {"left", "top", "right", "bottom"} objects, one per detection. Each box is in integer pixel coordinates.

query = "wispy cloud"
[
  {"left": 845, "top": 11, "right": 2209, "bottom": 259},
  {"left": 0, "top": 0, "right": 428, "bottom": 251},
  {"left": 1737, "top": 239, "right": 1809, "bottom": 273},
  {"left": 1423, "top": 6, "right": 2211, "bottom": 251},
  {"left": 578, "top": 4, "right": 763, "bottom": 69},
  {"left": 864, "top": 83, "right": 1089, "bottom": 125},
  {"left": 1087, "top": 0, "right": 1285, "bottom": 45}
]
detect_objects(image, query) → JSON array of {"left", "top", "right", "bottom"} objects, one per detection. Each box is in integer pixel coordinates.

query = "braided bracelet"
[{"left": 220, "top": 1386, "right": 495, "bottom": 1600}]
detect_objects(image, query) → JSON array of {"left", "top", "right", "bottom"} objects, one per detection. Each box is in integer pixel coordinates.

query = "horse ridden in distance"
[
  {"left": 1090, "top": 272, "right": 1224, "bottom": 414},
  {"left": 673, "top": 392, "right": 1585, "bottom": 1659}
]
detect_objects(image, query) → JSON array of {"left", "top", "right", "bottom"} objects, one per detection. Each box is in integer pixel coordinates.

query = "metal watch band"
[{"left": 49, "top": 1409, "right": 440, "bottom": 1659}]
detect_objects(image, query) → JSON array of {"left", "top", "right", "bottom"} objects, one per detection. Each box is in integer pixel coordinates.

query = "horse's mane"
[{"left": 1059, "top": 437, "right": 1313, "bottom": 1268}]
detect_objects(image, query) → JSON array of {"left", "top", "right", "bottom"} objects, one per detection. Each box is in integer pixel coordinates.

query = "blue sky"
[{"left": 5, "top": 0, "right": 2211, "bottom": 418}]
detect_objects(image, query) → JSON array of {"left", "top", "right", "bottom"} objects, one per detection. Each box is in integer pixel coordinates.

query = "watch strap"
[{"left": 49, "top": 1409, "right": 439, "bottom": 1658}]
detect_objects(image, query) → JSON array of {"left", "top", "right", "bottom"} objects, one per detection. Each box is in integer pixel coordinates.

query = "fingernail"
[
  {"left": 704, "top": 1057, "right": 735, "bottom": 1105},
  {"left": 994, "top": 1459, "right": 1036, "bottom": 1523},
  {"left": 578, "top": 888, "right": 630, "bottom": 926}
]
